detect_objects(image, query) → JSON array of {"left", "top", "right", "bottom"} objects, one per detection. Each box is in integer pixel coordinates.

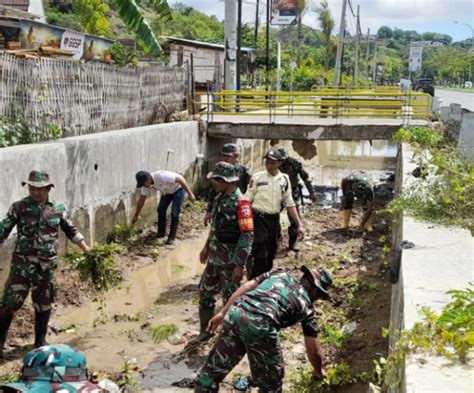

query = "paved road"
[{"left": 436, "top": 89, "right": 474, "bottom": 111}]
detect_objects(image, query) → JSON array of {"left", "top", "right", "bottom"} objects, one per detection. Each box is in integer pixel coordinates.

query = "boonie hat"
[
  {"left": 22, "top": 170, "right": 54, "bottom": 188},
  {"left": 221, "top": 143, "right": 240, "bottom": 156},
  {"left": 275, "top": 147, "right": 289, "bottom": 160},
  {"left": 135, "top": 171, "right": 151, "bottom": 188},
  {"left": 301, "top": 266, "right": 333, "bottom": 300},
  {"left": 207, "top": 162, "right": 239, "bottom": 183},
  {"left": 264, "top": 149, "right": 284, "bottom": 161}
]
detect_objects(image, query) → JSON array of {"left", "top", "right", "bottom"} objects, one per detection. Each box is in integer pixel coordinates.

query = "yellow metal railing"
[{"left": 194, "top": 89, "right": 432, "bottom": 121}]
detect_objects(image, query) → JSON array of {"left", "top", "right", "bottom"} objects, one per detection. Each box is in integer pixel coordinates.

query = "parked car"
[{"left": 412, "top": 78, "right": 435, "bottom": 96}]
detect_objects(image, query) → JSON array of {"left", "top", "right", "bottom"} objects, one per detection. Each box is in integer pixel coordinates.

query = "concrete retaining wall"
[
  {"left": 0, "top": 122, "right": 270, "bottom": 285},
  {"left": 389, "top": 144, "right": 473, "bottom": 393}
]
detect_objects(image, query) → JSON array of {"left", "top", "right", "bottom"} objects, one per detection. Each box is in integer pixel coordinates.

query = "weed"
[
  {"left": 149, "top": 247, "right": 161, "bottom": 258},
  {"left": 150, "top": 323, "right": 179, "bottom": 343},
  {"left": 382, "top": 126, "right": 474, "bottom": 232},
  {"left": 107, "top": 224, "right": 139, "bottom": 246},
  {"left": 319, "top": 324, "right": 347, "bottom": 348},
  {"left": 66, "top": 243, "right": 125, "bottom": 291},
  {"left": 286, "top": 362, "right": 362, "bottom": 392},
  {"left": 191, "top": 295, "right": 200, "bottom": 305},
  {"left": 376, "top": 287, "right": 474, "bottom": 390},
  {"left": 0, "top": 373, "right": 18, "bottom": 384},
  {"left": 117, "top": 360, "right": 141, "bottom": 391}
]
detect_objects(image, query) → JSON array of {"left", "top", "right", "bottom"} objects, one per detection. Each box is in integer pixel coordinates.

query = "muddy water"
[
  {"left": 52, "top": 233, "right": 207, "bottom": 375},
  {"left": 305, "top": 140, "right": 397, "bottom": 186}
]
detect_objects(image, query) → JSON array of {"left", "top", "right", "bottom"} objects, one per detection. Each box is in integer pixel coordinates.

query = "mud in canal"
[{"left": 0, "top": 141, "right": 396, "bottom": 392}]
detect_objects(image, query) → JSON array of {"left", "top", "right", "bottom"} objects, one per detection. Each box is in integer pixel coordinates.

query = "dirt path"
[{"left": 0, "top": 205, "right": 392, "bottom": 393}]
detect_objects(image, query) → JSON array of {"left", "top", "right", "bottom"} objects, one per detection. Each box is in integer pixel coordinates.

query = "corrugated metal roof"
[
  {"left": 160, "top": 36, "right": 256, "bottom": 53},
  {"left": 0, "top": 0, "right": 29, "bottom": 12}
]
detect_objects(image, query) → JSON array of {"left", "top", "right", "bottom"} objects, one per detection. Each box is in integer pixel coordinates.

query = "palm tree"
[
  {"left": 110, "top": 0, "right": 172, "bottom": 57},
  {"left": 314, "top": 0, "right": 335, "bottom": 73},
  {"left": 296, "top": 0, "right": 308, "bottom": 43}
]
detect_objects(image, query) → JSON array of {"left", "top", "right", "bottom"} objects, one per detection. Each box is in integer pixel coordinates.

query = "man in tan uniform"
[{"left": 245, "top": 149, "right": 304, "bottom": 279}]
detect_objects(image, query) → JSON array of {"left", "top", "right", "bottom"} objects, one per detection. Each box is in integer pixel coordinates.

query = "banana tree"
[{"left": 110, "top": 0, "right": 172, "bottom": 57}]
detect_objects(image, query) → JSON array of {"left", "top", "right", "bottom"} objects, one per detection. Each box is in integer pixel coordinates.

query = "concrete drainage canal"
[{"left": 0, "top": 140, "right": 398, "bottom": 393}]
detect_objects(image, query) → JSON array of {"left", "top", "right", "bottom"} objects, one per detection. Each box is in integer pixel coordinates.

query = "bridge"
[{"left": 195, "top": 87, "right": 431, "bottom": 140}]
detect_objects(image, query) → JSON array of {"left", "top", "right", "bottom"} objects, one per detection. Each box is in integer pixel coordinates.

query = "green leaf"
[{"left": 110, "top": 0, "right": 171, "bottom": 57}]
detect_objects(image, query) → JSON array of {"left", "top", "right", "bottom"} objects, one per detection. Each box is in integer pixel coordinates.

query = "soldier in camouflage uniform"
[
  {"left": 204, "top": 144, "right": 251, "bottom": 226},
  {"left": 194, "top": 266, "right": 333, "bottom": 392},
  {"left": 0, "top": 171, "right": 90, "bottom": 358},
  {"left": 277, "top": 147, "right": 316, "bottom": 251},
  {"left": 197, "top": 162, "right": 254, "bottom": 342},
  {"left": 341, "top": 171, "right": 375, "bottom": 232}
]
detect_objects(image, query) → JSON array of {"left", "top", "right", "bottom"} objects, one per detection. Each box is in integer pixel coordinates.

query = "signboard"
[
  {"left": 19, "top": 19, "right": 113, "bottom": 62},
  {"left": 271, "top": 0, "right": 297, "bottom": 25},
  {"left": 60, "top": 30, "right": 85, "bottom": 59},
  {"left": 409, "top": 46, "right": 423, "bottom": 72}
]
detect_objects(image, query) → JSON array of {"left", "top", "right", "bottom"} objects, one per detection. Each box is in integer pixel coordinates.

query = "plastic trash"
[
  {"left": 168, "top": 333, "right": 186, "bottom": 345},
  {"left": 341, "top": 321, "right": 357, "bottom": 335},
  {"left": 233, "top": 375, "right": 250, "bottom": 392},
  {"left": 98, "top": 378, "right": 120, "bottom": 393}
]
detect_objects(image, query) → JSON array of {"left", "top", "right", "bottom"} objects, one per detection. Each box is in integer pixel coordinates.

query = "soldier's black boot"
[
  {"left": 166, "top": 222, "right": 179, "bottom": 245},
  {"left": 0, "top": 312, "right": 14, "bottom": 358},
  {"left": 195, "top": 306, "right": 215, "bottom": 342},
  {"left": 34, "top": 310, "right": 51, "bottom": 348}
]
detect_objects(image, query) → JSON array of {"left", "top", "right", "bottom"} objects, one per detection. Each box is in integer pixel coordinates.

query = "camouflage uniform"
[
  {"left": 280, "top": 156, "right": 314, "bottom": 247},
  {"left": 195, "top": 271, "right": 319, "bottom": 393},
  {"left": 0, "top": 170, "right": 85, "bottom": 354},
  {"left": 206, "top": 163, "right": 251, "bottom": 215},
  {"left": 200, "top": 189, "right": 254, "bottom": 309},
  {"left": 0, "top": 197, "right": 84, "bottom": 313},
  {"left": 341, "top": 172, "right": 374, "bottom": 209}
]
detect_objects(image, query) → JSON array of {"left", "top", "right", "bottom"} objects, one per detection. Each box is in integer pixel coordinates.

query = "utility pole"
[
  {"left": 353, "top": 5, "right": 360, "bottom": 86},
  {"left": 333, "top": 0, "right": 348, "bottom": 86},
  {"left": 277, "top": 40, "right": 281, "bottom": 90},
  {"left": 265, "top": 0, "right": 271, "bottom": 89},
  {"left": 224, "top": 0, "right": 237, "bottom": 90},
  {"left": 372, "top": 43, "right": 378, "bottom": 83},
  {"left": 254, "top": 0, "right": 260, "bottom": 47},
  {"left": 364, "top": 28, "right": 370, "bottom": 79},
  {"left": 236, "top": 0, "right": 242, "bottom": 91}
]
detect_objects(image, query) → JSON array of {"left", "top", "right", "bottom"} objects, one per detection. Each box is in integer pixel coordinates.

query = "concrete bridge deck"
[{"left": 207, "top": 115, "right": 430, "bottom": 140}]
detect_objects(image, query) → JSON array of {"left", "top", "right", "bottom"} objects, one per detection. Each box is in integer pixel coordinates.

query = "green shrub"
[
  {"left": 0, "top": 114, "right": 62, "bottom": 148},
  {"left": 46, "top": 8, "right": 84, "bottom": 32}
]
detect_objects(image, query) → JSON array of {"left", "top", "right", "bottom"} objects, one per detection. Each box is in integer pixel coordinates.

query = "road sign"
[
  {"left": 409, "top": 46, "right": 423, "bottom": 72},
  {"left": 271, "top": 0, "right": 297, "bottom": 25}
]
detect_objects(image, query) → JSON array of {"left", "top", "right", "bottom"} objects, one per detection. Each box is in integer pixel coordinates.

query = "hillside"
[{"left": 44, "top": 1, "right": 473, "bottom": 87}]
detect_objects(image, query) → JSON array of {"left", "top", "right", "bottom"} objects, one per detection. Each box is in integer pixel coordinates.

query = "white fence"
[{"left": 0, "top": 53, "right": 187, "bottom": 137}]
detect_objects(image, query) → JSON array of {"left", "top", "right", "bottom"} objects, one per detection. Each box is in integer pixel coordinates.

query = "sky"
[{"left": 170, "top": 0, "right": 474, "bottom": 42}]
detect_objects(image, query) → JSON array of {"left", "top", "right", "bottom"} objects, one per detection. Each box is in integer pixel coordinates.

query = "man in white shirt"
[{"left": 132, "top": 170, "right": 196, "bottom": 245}]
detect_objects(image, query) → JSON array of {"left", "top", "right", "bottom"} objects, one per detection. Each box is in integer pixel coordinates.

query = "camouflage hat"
[
  {"left": 275, "top": 147, "right": 289, "bottom": 160},
  {"left": 207, "top": 161, "right": 239, "bottom": 183},
  {"left": 264, "top": 148, "right": 284, "bottom": 161},
  {"left": 21, "top": 170, "right": 54, "bottom": 188},
  {"left": 301, "top": 266, "right": 333, "bottom": 300},
  {"left": 221, "top": 143, "right": 240, "bottom": 157}
]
